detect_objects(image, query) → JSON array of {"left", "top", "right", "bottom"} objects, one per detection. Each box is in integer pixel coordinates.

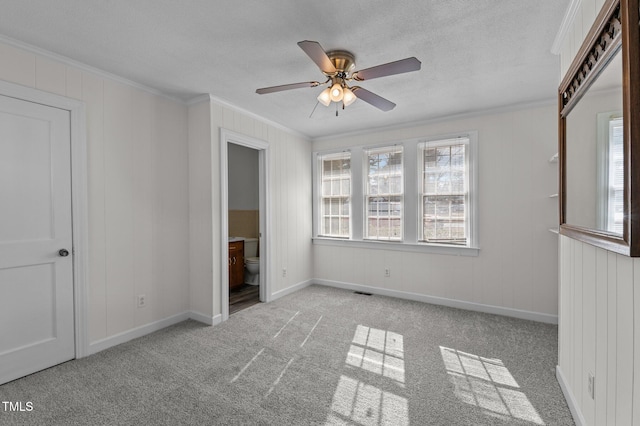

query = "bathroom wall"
[
  {"left": 228, "top": 143, "right": 259, "bottom": 238},
  {"left": 228, "top": 143, "right": 259, "bottom": 210},
  {"left": 228, "top": 211, "right": 259, "bottom": 240}
]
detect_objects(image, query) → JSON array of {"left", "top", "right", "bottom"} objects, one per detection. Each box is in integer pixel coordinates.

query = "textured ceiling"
[{"left": 0, "top": 0, "right": 569, "bottom": 139}]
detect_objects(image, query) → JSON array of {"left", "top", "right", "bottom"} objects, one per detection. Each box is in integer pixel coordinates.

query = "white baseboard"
[
  {"left": 88, "top": 310, "right": 224, "bottom": 355},
  {"left": 313, "top": 279, "right": 558, "bottom": 324},
  {"left": 189, "top": 310, "right": 222, "bottom": 326},
  {"left": 556, "top": 365, "right": 585, "bottom": 426},
  {"left": 88, "top": 312, "right": 191, "bottom": 355},
  {"left": 85, "top": 278, "right": 557, "bottom": 357},
  {"left": 271, "top": 279, "right": 313, "bottom": 301}
]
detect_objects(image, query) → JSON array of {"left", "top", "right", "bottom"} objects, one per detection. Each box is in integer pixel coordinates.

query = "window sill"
[{"left": 312, "top": 237, "right": 479, "bottom": 257}]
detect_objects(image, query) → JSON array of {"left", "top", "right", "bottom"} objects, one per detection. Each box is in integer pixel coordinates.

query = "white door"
[{"left": 0, "top": 94, "right": 74, "bottom": 385}]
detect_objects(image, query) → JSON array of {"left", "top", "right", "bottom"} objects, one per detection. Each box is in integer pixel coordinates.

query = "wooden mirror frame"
[{"left": 559, "top": 0, "right": 640, "bottom": 256}]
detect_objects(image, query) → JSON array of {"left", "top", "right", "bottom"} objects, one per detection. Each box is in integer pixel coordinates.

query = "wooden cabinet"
[{"left": 228, "top": 240, "right": 244, "bottom": 290}]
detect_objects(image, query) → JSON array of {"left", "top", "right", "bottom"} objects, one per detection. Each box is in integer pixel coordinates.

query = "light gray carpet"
[{"left": 0, "top": 285, "right": 574, "bottom": 425}]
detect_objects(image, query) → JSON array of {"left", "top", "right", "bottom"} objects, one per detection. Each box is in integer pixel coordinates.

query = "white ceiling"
[{"left": 0, "top": 0, "right": 569, "bottom": 139}]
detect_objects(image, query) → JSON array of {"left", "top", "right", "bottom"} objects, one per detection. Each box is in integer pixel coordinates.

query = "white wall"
[
  {"left": 0, "top": 40, "right": 190, "bottom": 347},
  {"left": 228, "top": 143, "right": 259, "bottom": 210},
  {"left": 558, "top": 236, "right": 639, "bottom": 426},
  {"left": 559, "top": 0, "right": 608, "bottom": 78},
  {"left": 188, "top": 101, "right": 214, "bottom": 320},
  {"left": 0, "top": 36, "right": 314, "bottom": 351},
  {"left": 188, "top": 98, "right": 313, "bottom": 320},
  {"left": 556, "top": 0, "right": 640, "bottom": 424},
  {"left": 312, "top": 104, "right": 559, "bottom": 321}
]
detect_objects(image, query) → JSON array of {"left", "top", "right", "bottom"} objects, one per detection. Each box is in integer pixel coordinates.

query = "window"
[
  {"left": 365, "top": 146, "right": 403, "bottom": 241},
  {"left": 420, "top": 138, "right": 469, "bottom": 245},
  {"left": 313, "top": 132, "right": 478, "bottom": 255},
  {"left": 597, "top": 113, "right": 624, "bottom": 235},
  {"left": 607, "top": 117, "right": 624, "bottom": 234},
  {"left": 318, "top": 152, "right": 351, "bottom": 238}
]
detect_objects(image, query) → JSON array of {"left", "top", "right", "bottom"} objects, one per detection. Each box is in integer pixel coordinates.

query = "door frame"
[
  {"left": 219, "top": 128, "right": 270, "bottom": 321},
  {"left": 0, "top": 79, "right": 89, "bottom": 358}
]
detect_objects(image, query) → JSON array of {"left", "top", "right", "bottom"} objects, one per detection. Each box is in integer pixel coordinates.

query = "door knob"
[{"left": 58, "top": 249, "right": 70, "bottom": 257}]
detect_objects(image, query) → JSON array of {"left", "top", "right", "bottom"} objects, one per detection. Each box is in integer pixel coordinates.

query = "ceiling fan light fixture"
[
  {"left": 317, "top": 88, "right": 331, "bottom": 106},
  {"left": 342, "top": 87, "right": 356, "bottom": 106},
  {"left": 256, "top": 41, "right": 421, "bottom": 113},
  {"left": 329, "top": 82, "right": 344, "bottom": 102}
]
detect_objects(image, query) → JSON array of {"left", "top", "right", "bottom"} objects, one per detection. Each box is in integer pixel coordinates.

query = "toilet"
[{"left": 244, "top": 238, "right": 259, "bottom": 285}]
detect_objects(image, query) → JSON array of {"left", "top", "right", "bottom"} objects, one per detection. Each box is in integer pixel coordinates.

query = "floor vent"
[{"left": 354, "top": 291, "right": 373, "bottom": 296}]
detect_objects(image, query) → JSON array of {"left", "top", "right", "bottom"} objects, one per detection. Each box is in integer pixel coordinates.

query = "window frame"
[
  {"left": 418, "top": 137, "right": 471, "bottom": 246},
  {"left": 596, "top": 112, "right": 624, "bottom": 233},
  {"left": 315, "top": 150, "right": 353, "bottom": 239},
  {"left": 607, "top": 117, "right": 624, "bottom": 233},
  {"left": 312, "top": 132, "right": 479, "bottom": 256},
  {"left": 363, "top": 145, "right": 404, "bottom": 242}
]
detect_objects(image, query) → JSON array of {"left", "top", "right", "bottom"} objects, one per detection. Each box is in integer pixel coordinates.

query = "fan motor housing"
[{"left": 325, "top": 50, "right": 356, "bottom": 75}]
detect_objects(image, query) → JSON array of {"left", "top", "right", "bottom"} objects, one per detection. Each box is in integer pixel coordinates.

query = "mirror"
[
  {"left": 559, "top": 0, "right": 640, "bottom": 256},
  {"left": 565, "top": 49, "right": 623, "bottom": 234}
]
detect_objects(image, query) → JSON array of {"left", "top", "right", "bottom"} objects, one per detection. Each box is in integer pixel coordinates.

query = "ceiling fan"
[{"left": 256, "top": 40, "right": 421, "bottom": 112}]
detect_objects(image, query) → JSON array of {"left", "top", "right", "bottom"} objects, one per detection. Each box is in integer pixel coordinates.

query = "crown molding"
[
  {"left": 0, "top": 32, "right": 556, "bottom": 144},
  {"left": 551, "top": 0, "right": 583, "bottom": 54},
  {"left": 187, "top": 93, "right": 310, "bottom": 141},
  {"left": 186, "top": 94, "right": 212, "bottom": 106},
  {"left": 0, "top": 33, "right": 309, "bottom": 141},
  {"left": 0, "top": 33, "right": 185, "bottom": 103},
  {"left": 311, "top": 98, "right": 556, "bottom": 143}
]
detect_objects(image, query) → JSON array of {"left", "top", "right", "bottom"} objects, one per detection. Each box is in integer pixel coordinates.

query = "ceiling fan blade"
[
  {"left": 352, "top": 87, "right": 396, "bottom": 111},
  {"left": 297, "top": 40, "right": 337, "bottom": 74},
  {"left": 256, "top": 81, "right": 320, "bottom": 94},
  {"left": 353, "top": 57, "right": 421, "bottom": 81}
]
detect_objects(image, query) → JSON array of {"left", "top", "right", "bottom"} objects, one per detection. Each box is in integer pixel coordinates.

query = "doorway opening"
[{"left": 220, "top": 129, "right": 270, "bottom": 321}]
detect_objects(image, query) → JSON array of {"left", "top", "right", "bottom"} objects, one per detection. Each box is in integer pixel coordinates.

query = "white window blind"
[
  {"left": 364, "top": 146, "right": 403, "bottom": 241},
  {"left": 419, "top": 137, "right": 469, "bottom": 245},
  {"left": 319, "top": 152, "right": 351, "bottom": 238}
]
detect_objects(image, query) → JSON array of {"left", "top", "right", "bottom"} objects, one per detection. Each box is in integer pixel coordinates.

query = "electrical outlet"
[
  {"left": 384, "top": 268, "right": 391, "bottom": 277},
  {"left": 588, "top": 373, "right": 595, "bottom": 400},
  {"left": 282, "top": 268, "right": 287, "bottom": 277},
  {"left": 137, "top": 294, "right": 147, "bottom": 308}
]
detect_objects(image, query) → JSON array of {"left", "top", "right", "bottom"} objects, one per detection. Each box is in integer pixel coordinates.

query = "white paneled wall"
[
  {"left": 558, "top": 236, "right": 639, "bottom": 425},
  {"left": 0, "top": 40, "right": 190, "bottom": 347},
  {"left": 556, "top": 1, "right": 639, "bottom": 424},
  {"left": 188, "top": 98, "right": 313, "bottom": 320},
  {"left": 216, "top": 103, "right": 314, "bottom": 295},
  {"left": 313, "top": 104, "right": 559, "bottom": 321},
  {"left": 559, "top": 0, "right": 607, "bottom": 77},
  {"left": 188, "top": 101, "right": 214, "bottom": 319}
]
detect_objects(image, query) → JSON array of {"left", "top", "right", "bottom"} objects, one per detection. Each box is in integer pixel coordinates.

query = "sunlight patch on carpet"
[
  {"left": 326, "top": 325, "right": 408, "bottom": 425},
  {"left": 347, "top": 325, "right": 405, "bottom": 385},
  {"left": 327, "top": 375, "right": 409, "bottom": 426},
  {"left": 230, "top": 347, "right": 265, "bottom": 383},
  {"left": 440, "top": 346, "right": 544, "bottom": 425}
]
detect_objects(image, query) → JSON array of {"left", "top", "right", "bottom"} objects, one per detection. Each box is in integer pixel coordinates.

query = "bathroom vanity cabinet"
[{"left": 228, "top": 240, "right": 244, "bottom": 290}]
